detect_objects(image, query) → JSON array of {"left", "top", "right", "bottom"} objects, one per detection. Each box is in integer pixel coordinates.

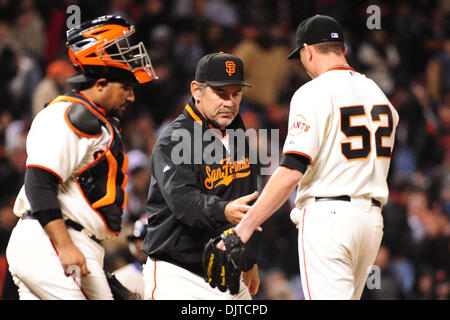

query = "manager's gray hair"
[{"left": 196, "top": 81, "right": 208, "bottom": 95}]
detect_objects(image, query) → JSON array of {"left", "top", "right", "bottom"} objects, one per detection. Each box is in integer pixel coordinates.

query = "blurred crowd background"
[{"left": 0, "top": 0, "right": 449, "bottom": 300}]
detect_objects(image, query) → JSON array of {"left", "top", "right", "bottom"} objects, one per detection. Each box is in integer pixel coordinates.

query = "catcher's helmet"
[{"left": 66, "top": 15, "right": 157, "bottom": 84}]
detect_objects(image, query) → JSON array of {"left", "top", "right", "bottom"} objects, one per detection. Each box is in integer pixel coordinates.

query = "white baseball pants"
[
  {"left": 297, "top": 198, "right": 383, "bottom": 300},
  {"left": 6, "top": 219, "right": 113, "bottom": 300},
  {"left": 142, "top": 257, "right": 252, "bottom": 300}
]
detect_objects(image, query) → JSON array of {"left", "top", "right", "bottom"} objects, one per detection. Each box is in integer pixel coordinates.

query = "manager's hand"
[{"left": 224, "top": 191, "right": 258, "bottom": 225}]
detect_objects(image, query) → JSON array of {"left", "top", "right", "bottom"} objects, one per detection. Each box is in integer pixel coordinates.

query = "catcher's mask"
[{"left": 66, "top": 15, "right": 158, "bottom": 84}]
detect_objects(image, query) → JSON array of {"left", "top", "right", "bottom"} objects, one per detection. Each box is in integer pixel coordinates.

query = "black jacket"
[{"left": 141, "top": 98, "right": 259, "bottom": 276}]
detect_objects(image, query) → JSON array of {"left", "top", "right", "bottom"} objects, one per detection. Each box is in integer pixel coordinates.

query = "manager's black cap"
[
  {"left": 287, "top": 15, "right": 344, "bottom": 60},
  {"left": 195, "top": 52, "right": 252, "bottom": 87}
]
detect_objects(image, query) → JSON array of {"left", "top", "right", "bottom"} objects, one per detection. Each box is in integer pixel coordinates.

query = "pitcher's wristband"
[{"left": 280, "top": 153, "right": 310, "bottom": 174}]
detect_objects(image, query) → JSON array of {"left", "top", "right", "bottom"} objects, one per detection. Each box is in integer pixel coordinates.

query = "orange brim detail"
[{"left": 134, "top": 69, "right": 153, "bottom": 83}]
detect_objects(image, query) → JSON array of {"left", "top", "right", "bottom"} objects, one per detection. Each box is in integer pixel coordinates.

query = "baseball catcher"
[{"left": 5, "top": 15, "right": 156, "bottom": 300}]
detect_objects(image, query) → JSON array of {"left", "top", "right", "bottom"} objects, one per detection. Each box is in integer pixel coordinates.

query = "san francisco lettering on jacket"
[{"left": 204, "top": 157, "right": 250, "bottom": 189}]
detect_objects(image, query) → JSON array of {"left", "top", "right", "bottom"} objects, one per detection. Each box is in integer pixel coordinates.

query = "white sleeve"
[
  {"left": 25, "top": 103, "right": 88, "bottom": 183},
  {"left": 282, "top": 87, "right": 321, "bottom": 164}
]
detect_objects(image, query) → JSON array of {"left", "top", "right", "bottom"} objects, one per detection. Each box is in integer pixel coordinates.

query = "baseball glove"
[
  {"left": 105, "top": 271, "right": 141, "bottom": 300},
  {"left": 202, "top": 228, "right": 253, "bottom": 295}
]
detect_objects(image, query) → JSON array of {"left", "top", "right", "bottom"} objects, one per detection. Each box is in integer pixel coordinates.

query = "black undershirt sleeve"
[
  {"left": 279, "top": 153, "right": 310, "bottom": 174},
  {"left": 24, "top": 167, "right": 63, "bottom": 227}
]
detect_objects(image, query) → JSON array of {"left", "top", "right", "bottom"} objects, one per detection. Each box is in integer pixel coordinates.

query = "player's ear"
[
  {"left": 309, "top": 45, "right": 315, "bottom": 61},
  {"left": 95, "top": 78, "right": 109, "bottom": 92},
  {"left": 303, "top": 44, "right": 313, "bottom": 61},
  {"left": 190, "top": 81, "right": 201, "bottom": 104}
]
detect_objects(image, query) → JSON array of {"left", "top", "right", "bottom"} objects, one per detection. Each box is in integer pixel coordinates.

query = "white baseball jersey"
[
  {"left": 282, "top": 67, "right": 399, "bottom": 206},
  {"left": 13, "top": 98, "right": 119, "bottom": 241}
]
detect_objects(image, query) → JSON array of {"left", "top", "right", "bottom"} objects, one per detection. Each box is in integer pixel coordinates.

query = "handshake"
[{"left": 202, "top": 228, "right": 253, "bottom": 295}]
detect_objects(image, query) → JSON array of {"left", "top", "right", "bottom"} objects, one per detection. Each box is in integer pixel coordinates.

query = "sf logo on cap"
[{"left": 225, "top": 61, "right": 236, "bottom": 76}]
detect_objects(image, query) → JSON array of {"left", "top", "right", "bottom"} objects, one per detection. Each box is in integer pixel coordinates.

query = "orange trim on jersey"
[
  {"left": 75, "top": 108, "right": 116, "bottom": 176},
  {"left": 26, "top": 164, "right": 64, "bottom": 184},
  {"left": 76, "top": 92, "right": 107, "bottom": 116},
  {"left": 121, "top": 153, "right": 129, "bottom": 189},
  {"left": 91, "top": 151, "right": 117, "bottom": 209},
  {"left": 49, "top": 239, "right": 90, "bottom": 300},
  {"left": 301, "top": 208, "right": 312, "bottom": 300},
  {"left": 121, "top": 153, "right": 129, "bottom": 210},
  {"left": 47, "top": 95, "right": 80, "bottom": 105},
  {"left": 326, "top": 66, "right": 356, "bottom": 72},
  {"left": 122, "top": 190, "right": 128, "bottom": 211},
  {"left": 48, "top": 94, "right": 106, "bottom": 116},
  {"left": 339, "top": 105, "right": 371, "bottom": 161},
  {"left": 48, "top": 95, "right": 123, "bottom": 236},
  {"left": 49, "top": 95, "right": 113, "bottom": 146},
  {"left": 340, "top": 153, "right": 371, "bottom": 162},
  {"left": 69, "top": 97, "right": 118, "bottom": 235},
  {"left": 282, "top": 151, "right": 313, "bottom": 165},
  {"left": 185, "top": 104, "right": 203, "bottom": 125},
  {"left": 152, "top": 259, "right": 157, "bottom": 300},
  {"left": 186, "top": 104, "right": 227, "bottom": 140},
  {"left": 370, "top": 104, "right": 393, "bottom": 159},
  {"left": 75, "top": 182, "right": 120, "bottom": 236},
  {"left": 64, "top": 104, "right": 102, "bottom": 138}
]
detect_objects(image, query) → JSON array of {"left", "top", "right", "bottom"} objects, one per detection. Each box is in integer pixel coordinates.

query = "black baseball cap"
[
  {"left": 195, "top": 52, "right": 252, "bottom": 87},
  {"left": 287, "top": 15, "right": 344, "bottom": 60}
]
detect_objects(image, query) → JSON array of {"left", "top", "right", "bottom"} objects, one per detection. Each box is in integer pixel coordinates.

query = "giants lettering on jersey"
[{"left": 289, "top": 114, "right": 311, "bottom": 136}]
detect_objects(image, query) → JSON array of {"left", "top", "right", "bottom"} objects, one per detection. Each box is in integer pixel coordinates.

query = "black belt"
[
  {"left": 22, "top": 212, "right": 102, "bottom": 244},
  {"left": 315, "top": 196, "right": 381, "bottom": 208},
  {"left": 64, "top": 219, "right": 102, "bottom": 244}
]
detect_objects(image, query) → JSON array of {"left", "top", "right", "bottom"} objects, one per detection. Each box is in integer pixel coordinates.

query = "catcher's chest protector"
[{"left": 49, "top": 94, "right": 128, "bottom": 233}]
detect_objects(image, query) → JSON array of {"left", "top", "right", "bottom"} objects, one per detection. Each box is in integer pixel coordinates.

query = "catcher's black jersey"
[{"left": 141, "top": 98, "right": 259, "bottom": 276}]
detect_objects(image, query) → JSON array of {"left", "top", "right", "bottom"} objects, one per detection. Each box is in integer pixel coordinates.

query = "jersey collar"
[
  {"left": 75, "top": 92, "right": 108, "bottom": 116},
  {"left": 185, "top": 98, "right": 204, "bottom": 126},
  {"left": 183, "top": 98, "right": 245, "bottom": 137},
  {"left": 325, "top": 65, "right": 356, "bottom": 73},
  {"left": 184, "top": 98, "right": 227, "bottom": 132}
]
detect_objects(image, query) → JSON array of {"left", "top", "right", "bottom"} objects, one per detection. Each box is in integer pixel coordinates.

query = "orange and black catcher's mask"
[{"left": 66, "top": 15, "right": 158, "bottom": 84}]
